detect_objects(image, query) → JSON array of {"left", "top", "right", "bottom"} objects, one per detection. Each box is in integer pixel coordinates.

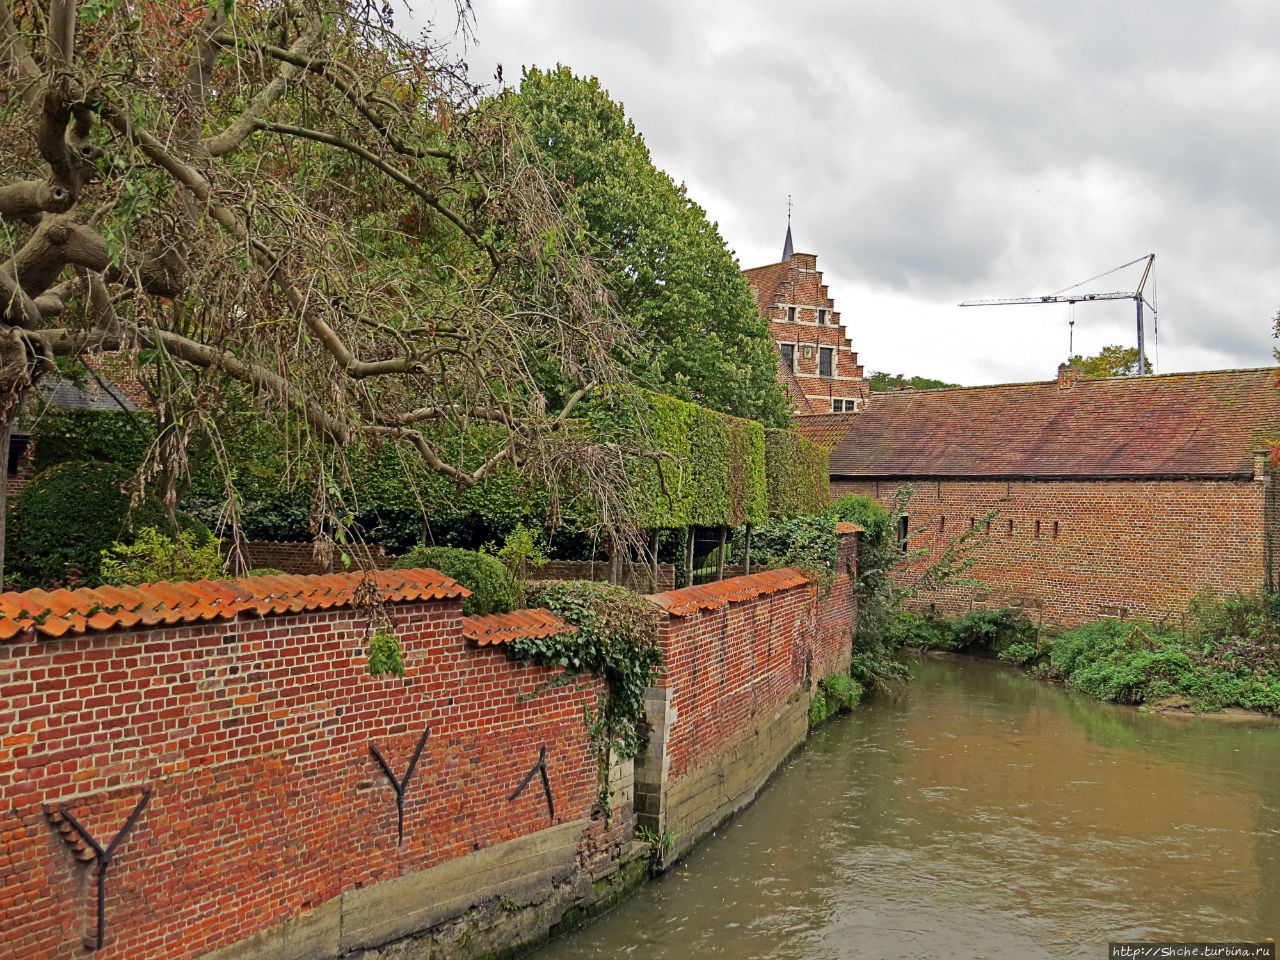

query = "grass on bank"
[{"left": 891, "top": 593, "right": 1280, "bottom": 716}]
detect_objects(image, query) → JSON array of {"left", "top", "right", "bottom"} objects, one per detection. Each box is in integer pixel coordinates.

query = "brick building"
[
  {"left": 825, "top": 364, "right": 1280, "bottom": 626},
  {"left": 743, "top": 227, "right": 868, "bottom": 414}
]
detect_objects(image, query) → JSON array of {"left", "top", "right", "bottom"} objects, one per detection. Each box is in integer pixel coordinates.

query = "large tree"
[
  {"left": 1064, "top": 345, "right": 1141, "bottom": 378},
  {"left": 509, "top": 66, "right": 792, "bottom": 428},
  {"left": 0, "top": 1, "right": 640, "bottom": 576}
]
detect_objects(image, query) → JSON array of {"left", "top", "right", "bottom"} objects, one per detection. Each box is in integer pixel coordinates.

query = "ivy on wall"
[
  {"left": 585, "top": 386, "right": 774, "bottom": 529},
  {"left": 764, "top": 428, "right": 830, "bottom": 519}
]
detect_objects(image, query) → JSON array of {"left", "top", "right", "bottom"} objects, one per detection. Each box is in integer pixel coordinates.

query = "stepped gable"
[
  {"left": 828, "top": 367, "right": 1280, "bottom": 480},
  {"left": 0, "top": 568, "right": 468, "bottom": 641},
  {"left": 461, "top": 609, "right": 575, "bottom": 647}
]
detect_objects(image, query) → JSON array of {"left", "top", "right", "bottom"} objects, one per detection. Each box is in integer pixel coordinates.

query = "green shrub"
[
  {"left": 740, "top": 514, "right": 838, "bottom": 583},
  {"left": 367, "top": 628, "right": 405, "bottom": 677},
  {"left": 889, "top": 610, "right": 950, "bottom": 649},
  {"left": 10, "top": 462, "right": 209, "bottom": 588},
  {"left": 808, "top": 673, "right": 864, "bottom": 728},
  {"left": 100, "top": 527, "right": 226, "bottom": 585},
  {"left": 947, "top": 607, "right": 1037, "bottom": 656},
  {"left": 243, "top": 567, "right": 287, "bottom": 577},
  {"left": 394, "top": 546, "right": 514, "bottom": 616}
]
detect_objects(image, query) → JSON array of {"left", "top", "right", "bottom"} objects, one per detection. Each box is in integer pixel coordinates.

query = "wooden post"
[
  {"left": 743, "top": 524, "right": 752, "bottom": 576},
  {"left": 685, "top": 527, "right": 694, "bottom": 587},
  {"left": 716, "top": 526, "right": 727, "bottom": 581},
  {"left": 650, "top": 530, "right": 660, "bottom": 592}
]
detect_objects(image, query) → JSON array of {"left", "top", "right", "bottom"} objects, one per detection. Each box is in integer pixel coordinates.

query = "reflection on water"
[{"left": 527, "top": 656, "right": 1280, "bottom": 959}]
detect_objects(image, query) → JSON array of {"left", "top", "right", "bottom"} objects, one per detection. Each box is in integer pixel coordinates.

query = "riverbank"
[{"left": 893, "top": 594, "right": 1280, "bottom": 721}]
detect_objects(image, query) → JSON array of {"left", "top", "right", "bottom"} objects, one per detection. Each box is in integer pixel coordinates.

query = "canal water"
[{"left": 530, "top": 656, "right": 1280, "bottom": 959}]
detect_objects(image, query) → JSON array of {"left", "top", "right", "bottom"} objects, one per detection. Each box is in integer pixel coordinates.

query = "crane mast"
[{"left": 959, "top": 254, "right": 1157, "bottom": 375}]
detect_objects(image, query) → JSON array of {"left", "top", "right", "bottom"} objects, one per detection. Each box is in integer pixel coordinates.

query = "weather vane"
[{"left": 787, "top": 194, "right": 792, "bottom": 225}]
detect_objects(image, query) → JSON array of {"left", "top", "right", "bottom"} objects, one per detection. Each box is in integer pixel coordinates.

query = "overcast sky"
[{"left": 450, "top": 0, "right": 1280, "bottom": 386}]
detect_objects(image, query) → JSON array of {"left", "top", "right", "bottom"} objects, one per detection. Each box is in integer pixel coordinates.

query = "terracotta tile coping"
[
  {"left": 647, "top": 567, "right": 812, "bottom": 618},
  {"left": 0, "top": 568, "right": 469, "bottom": 642},
  {"left": 460, "top": 609, "right": 576, "bottom": 647}
]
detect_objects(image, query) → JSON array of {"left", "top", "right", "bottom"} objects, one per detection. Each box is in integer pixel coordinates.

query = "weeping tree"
[{"left": 0, "top": 0, "right": 642, "bottom": 582}]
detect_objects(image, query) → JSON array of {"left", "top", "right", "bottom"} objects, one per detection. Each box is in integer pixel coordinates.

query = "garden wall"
[
  {"left": 834, "top": 477, "right": 1274, "bottom": 626},
  {"left": 219, "top": 539, "right": 395, "bottom": 575},
  {"left": 0, "top": 528, "right": 859, "bottom": 959},
  {"left": 0, "top": 571, "right": 627, "bottom": 960},
  {"left": 635, "top": 527, "right": 857, "bottom": 861}
]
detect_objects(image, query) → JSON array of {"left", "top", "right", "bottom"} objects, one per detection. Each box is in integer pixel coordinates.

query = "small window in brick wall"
[
  {"left": 1034, "top": 520, "right": 1041, "bottom": 538},
  {"left": 939, "top": 516, "right": 946, "bottom": 533},
  {"left": 1007, "top": 519, "right": 1014, "bottom": 535},
  {"left": 787, "top": 306, "right": 796, "bottom": 322},
  {"left": 1053, "top": 521, "right": 1060, "bottom": 538},
  {"left": 817, "top": 308, "right": 827, "bottom": 324},
  {"left": 896, "top": 514, "right": 909, "bottom": 551},
  {"left": 819, "top": 347, "right": 834, "bottom": 377},
  {"left": 780, "top": 342, "right": 795, "bottom": 371}
]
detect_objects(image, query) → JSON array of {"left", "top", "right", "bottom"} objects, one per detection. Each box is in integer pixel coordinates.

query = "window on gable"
[
  {"left": 786, "top": 306, "right": 796, "bottom": 322},
  {"left": 780, "top": 342, "right": 795, "bottom": 371},
  {"left": 818, "top": 347, "right": 834, "bottom": 377},
  {"left": 831, "top": 398, "right": 842, "bottom": 412},
  {"left": 817, "top": 308, "right": 827, "bottom": 324}
]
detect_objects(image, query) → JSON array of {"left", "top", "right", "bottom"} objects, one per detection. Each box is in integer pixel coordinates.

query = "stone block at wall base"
[
  {"left": 200, "top": 819, "right": 636, "bottom": 960},
  {"left": 657, "top": 692, "right": 809, "bottom": 870}
]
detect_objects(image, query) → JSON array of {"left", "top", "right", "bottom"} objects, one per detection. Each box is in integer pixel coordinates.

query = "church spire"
[{"left": 782, "top": 194, "right": 794, "bottom": 260}]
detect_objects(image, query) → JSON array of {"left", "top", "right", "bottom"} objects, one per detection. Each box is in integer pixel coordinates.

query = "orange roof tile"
[
  {"left": 834, "top": 521, "right": 865, "bottom": 535},
  {"left": 0, "top": 568, "right": 468, "bottom": 641},
  {"left": 647, "top": 568, "right": 811, "bottom": 618},
  {"left": 460, "top": 608, "right": 575, "bottom": 647}
]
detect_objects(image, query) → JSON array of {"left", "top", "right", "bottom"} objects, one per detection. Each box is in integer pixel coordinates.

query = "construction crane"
[{"left": 958, "top": 254, "right": 1157, "bottom": 375}]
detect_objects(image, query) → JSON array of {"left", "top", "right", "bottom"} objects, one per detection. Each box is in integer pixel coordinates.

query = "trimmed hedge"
[
  {"left": 393, "top": 546, "right": 514, "bottom": 616},
  {"left": 585, "top": 386, "right": 770, "bottom": 529},
  {"left": 764, "top": 428, "right": 829, "bottom": 519},
  {"left": 9, "top": 462, "right": 210, "bottom": 588}
]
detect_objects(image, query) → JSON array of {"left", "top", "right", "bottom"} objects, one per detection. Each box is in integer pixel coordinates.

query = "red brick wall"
[
  {"left": 834, "top": 477, "right": 1271, "bottom": 626},
  {"left": 0, "top": 600, "right": 601, "bottom": 960},
  {"left": 652, "top": 569, "right": 855, "bottom": 782},
  {"left": 220, "top": 540, "right": 396, "bottom": 576}
]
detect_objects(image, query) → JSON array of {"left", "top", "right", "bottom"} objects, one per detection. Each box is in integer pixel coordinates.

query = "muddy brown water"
[{"left": 528, "top": 656, "right": 1280, "bottom": 959}]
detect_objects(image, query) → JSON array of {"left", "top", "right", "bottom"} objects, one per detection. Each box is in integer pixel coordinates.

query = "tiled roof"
[
  {"left": 834, "top": 521, "right": 865, "bottom": 535},
  {"left": 36, "top": 375, "right": 139, "bottom": 412},
  {"left": 793, "top": 412, "right": 858, "bottom": 448},
  {"left": 829, "top": 367, "right": 1280, "bottom": 479},
  {"left": 648, "top": 568, "right": 810, "bottom": 618},
  {"left": 460, "top": 609, "right": 575, "bottom": 647},
  {"left": 742, "top": 261, "right": 789, "bottom": 314},
  {"left": 776, "top": 356, "right": 808, "bottom": 410},
  {"left": 0, "top": 568, "right": 468, "bottom": 641}
]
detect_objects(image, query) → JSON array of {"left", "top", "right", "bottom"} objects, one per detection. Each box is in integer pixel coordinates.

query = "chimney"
[{"left": 1057, "top": 363, "right": 1084, "bottom": 389}]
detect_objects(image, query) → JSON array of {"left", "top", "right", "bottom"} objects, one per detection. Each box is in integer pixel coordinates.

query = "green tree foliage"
[
  {"left": 867, "top": 372, "right": 960, "bottom": 391},
  {"left": 1, "top": 2, "right": 641, "bottom": 582},
  {"left": 100, "top": 527, "right": 226, "bottom": 586},
  {"left": 9, "top": 462, "right": 209, "bottom": 588},
  {"left": 510, "top": 67, "right": 791, "bottom": 427},
  {"left": 1064, "top": 344, "right": 1141, "bottom": 377},
  {"left": 394, "top": 546, "right": 514, "bottom": 616}
]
